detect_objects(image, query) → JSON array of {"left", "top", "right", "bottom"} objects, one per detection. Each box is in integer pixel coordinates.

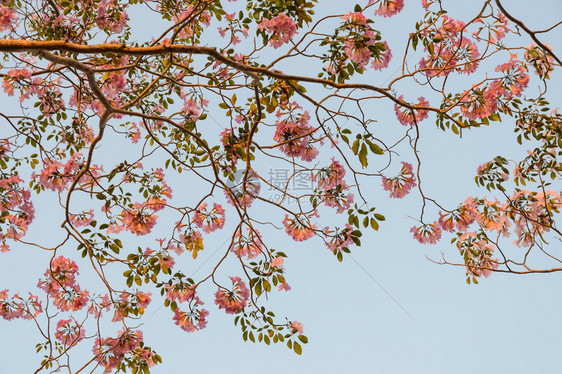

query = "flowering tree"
[{"left": 0, "top": 0, "right": 560, "bottom": 371}]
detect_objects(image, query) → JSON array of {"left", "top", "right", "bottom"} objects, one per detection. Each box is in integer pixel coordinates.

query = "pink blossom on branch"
[
  {"left": 214, "top": 277, "right": 250, "bottom": 314},
  {"left": 394, "top": 96, "right": 430, "bottom": 126},
  {"left": 410, "top": 222, "right": 442, "bottom": 244},
  {"left": 257, "top": 13, "right": 297, "bottom": 49},
  {"left": 0, "top": 6, "right": 17, "bottom": 32},
  {"left": 283, "top": 214, "right": 317, "bottom": 241},
  {"left": 193, "top": 203, "right": 226, "bottom": 233},
  {"left": 381, "top": 162, "right": 417, "bottom": 198},
  {"left": 173, "top": 300, "right": 209, "bottom": 333},
  {"left": 55, "top": 319, "right": 85, "bottom": 346}
]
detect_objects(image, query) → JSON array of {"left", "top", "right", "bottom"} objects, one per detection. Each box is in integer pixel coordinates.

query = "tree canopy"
[{"left": 0, "top": 0, "right": 561, "bottom": 372}]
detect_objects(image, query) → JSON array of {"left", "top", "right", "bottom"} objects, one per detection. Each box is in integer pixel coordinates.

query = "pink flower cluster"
[
  {"left": 33, "top": 153, "right": 98, "bottom": 192},
  {"left": 0, "top": 174, "right": 35, "bottom": 252},
  {"left": 173, "top": 298, "right": 209, "bottom": 332},
  {"left": 456, "top": 233, "right": 499, "bottom": 278},
  {"left": 37, "top": 256, "right": 89, "bottom": 312},
  {"left": 410, "top": 222, "right": 442, "bottom": 245},
  {"left": 96, "top": 0, "right": 128, "bottom": 34},
  {"left": 122, "top": 202, "right": 159, "bottom": 236},
  {"left": 438, "top": 199, "right": 478, "bottom": 233},
  {"left": 324, "top": 224, "right": 354, "bottom": 252},
  {"left": 214, "top": 276, "right": 250, "bottom": 314},
  {"left": 230, "top": 227, "right": 263, "bottom": 259},
  {"left": 270, "top": 256, "right": 284, "bottom": 267},
  {"left": 313, "top": 159, "right": 355, "bottom": 213},
  {"left": 283, "top": 214, "right": 317, "bottom": 241},
  {"left": 490, "top": 58, "right": 529, "bottom": 99},
  {"left": 459, "top": 85, "right": 498, "bottom": 120},
  {"left": 381, "top": 162, "right": 417, "bottom": 198},
  {"left": 2, "top": 68, "right": 31, "bottom": 97},
  {"left": 257, "top": 13, "right": 296, "bottom": 49},
  {"left": 314, "top": 159, "right": 346, "bottom": 190},
  {"left": 394, "top": 96, "right": 430, "bottom": 126},
  {"left": 458, "top": 57, "right": 529, "bottom": 121},
  {"left": 290, "top": 321, "right": 304, "bottom": 335},
  {"left": 418, "top": 16, "right": 481, "bottom": 77},
  {"left": 100, "top": 56, "right": 129, "bottom": 101},
  {"left": 175, "top": 229, "right": 204, "bottom": 258},
  {"left": 524, "top": 43, "right": 555, "bottom": 78},
  {"left": 112, "top": 291, "right": 152, "bottom": 322},
  {"left": 0, "top": 5, "right": 17, "bottom": 32},
  {"left": 69, "top": 209, "right": 94, "bottom": 227},
  {"left": 55, "top": 319, "right": 85, "bottom": 346},
  {"left": 93, "top": 329, "right": 148, "bottom": 374},
  {"left": 473, "top": 13, "right": 509, "bottom": 44},
  {"left": 273, "top": 110, "right": 317, "bottom": 161},
  {"left": 340, "top": 12, "right": 392, "bottom": 70},
  {"left": 165, "top": 281, "right": 195, "bottom": 303},
  {"left": 0, "top": 290, "right": 42, "bottom": 320},
  {"left": 193, "top": 203, "right": 226, "bottom": 233},
  {"left": 368, "top": 0, "right": 404, "bottom": 17}
]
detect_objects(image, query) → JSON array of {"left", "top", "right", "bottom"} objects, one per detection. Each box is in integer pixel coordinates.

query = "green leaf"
[
  {"left": 359, "top": 143, "right": 368, "bottom": 167},
  {"left": 366, "top": 140, "right": 384, "bottom": 155},
  {"left": 293, "top": 341, "right": 302, "bottom": 355},
  {"left": 488, "top": 113, "right": 501, "bottom": 121}
]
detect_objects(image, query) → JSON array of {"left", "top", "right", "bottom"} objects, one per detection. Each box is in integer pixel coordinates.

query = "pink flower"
[
  {"left": 341, "top": 12, "right": 368, "bottom": 24},
  {"left": 69, "top": 210, "right": 94, "bottom": 227},
  {"left": 178, "top": 229, "right": 204, "bottom": 258},
  {"left": 55, "top": 319, "right": 85, "bottom": 346},
  {"left": 456, "top": 233, "right": 499, "bottom": 278},
  {"left": 474, "top": 13, "right": 509, "bottom": 44},
  {"left": 230, "top": 227, "right": 263, "bottom": 259},
  {"left": 214, "top": 277, "right": 250, "bottom": 314},
  {"left": 165, "top": 282, "right": 195, "bottom": 303},
  {"left": 0, "top": 174, "right": 35, "bottom": 252},
  {"left": 0, "top": 6, "right": 17, "bottom": 32},
  {"left": 122, "top": 203, "right": 158, "bottom": 235},
  {"left": 173, "top": 299, "right": 209, "bottom": 332},
  {"left": 373, "top": 0, "right": 404, "bottom": 17},
  {"left": 490, "top": 58, "right": 529, "bottom": 98},
  {"left": 134, "top": 291, "right": 152, "bottom": 309},
  {"left": 193, "top": 203, "right": 226, "bottom": 233},
  {"left": 283, "top": 214, "right": 317, "bottom": 241},
  {"left": 37, "top": 161, "right": 69, "bottom": 192},
  {"left": 394, "top": 96, "right": 430, "bottom": 126},
  {"left": 371, "top": 41, "right": 392, "bottom": 70},
  {"left": 322, "top": 185, "right": 354, "bottom": 214},
  {"left": 410, "top": 222, "right": 442, "bottom": 244},
  {"left": 476, "top": 199, "right": 510, "bottom": 235},
  {"left": 524, "top": 43, "right": 555, "bottom": 78},
  {"left": 257, "top": 13, "right": 296, "bottom": 48},
  {"left": 325, "top": 224, "right": 354, "bottom": 252},
  {"left": 0, "top": 291, "right": 42, "bottom": 320},
  {"left": 290, "top": 321, "right": 304, "bottom": 335},
  {"left": 273, "top": 113, "right": 316, "bottom": 160},
  {"left": 93, "top": 329, "right": 143, "bottom": 374},
  {"left": 278, "top": 282, "right": 291, "bottom": 291},
  {"left": 381, "top": 162, "right": 417, "bottom": 198},
  {"left": 270, "top": 256, "right": 284, "bottom": 267},
  {"left": 454, "top": 39, "right": 480, "bottom": 75},
  {"left": 438, "top": 201, "right": 477, "bottom": 233},
  {"left": 460, "top": 85, "right": 498, "bottom": 120},
  {"left": 314, "top": 159, "right": 346, "bottom": 190},
  {"left": 96, "top": 0, "right": 128, "bottom": 34}
]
